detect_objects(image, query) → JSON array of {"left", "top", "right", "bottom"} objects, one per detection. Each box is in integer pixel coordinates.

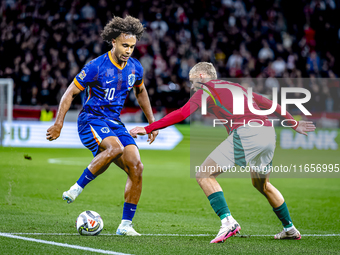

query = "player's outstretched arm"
[
  {"left": 294, "top": 121, "right": 316, "bottom": 136},
  {"left": 130, "top": 127, "right": 147, "bottom": 138},
  {"left": 130, "top": 99, "right": 199, "bottom": 138},
  {"left": 46, "top": 82, "right": 81, "bottom": 141},
  {"left": 133, "top": 84, "right": 158, "bottom": 144},
  {"left": 252, "top": 92, "right": 299, "bottom": 129}
]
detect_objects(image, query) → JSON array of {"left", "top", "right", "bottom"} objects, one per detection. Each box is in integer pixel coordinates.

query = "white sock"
[
  {"left": 71, "top": 183, "right": 83, "bottom": 192},
  {"left": 284, "top": 225, "right": 294, "bottom": 232},
  {"left": 221, "top": 215, "right": 234, "bottom": 224},
  {"left": 121, "top": 219, "right": 132, "bottom": 226}
]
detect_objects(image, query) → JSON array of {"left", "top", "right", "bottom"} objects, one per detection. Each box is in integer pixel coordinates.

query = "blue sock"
[
  {"left": 76, "top": 168, "right": 97, "bottom": 188},
  {"left": 122, "top": 202, "right": 137, "bottom": 221}
]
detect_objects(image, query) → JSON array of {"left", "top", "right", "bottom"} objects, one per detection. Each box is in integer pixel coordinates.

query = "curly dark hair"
[{"left": 100, "top": 15, "right": 145, "bottom": 43}]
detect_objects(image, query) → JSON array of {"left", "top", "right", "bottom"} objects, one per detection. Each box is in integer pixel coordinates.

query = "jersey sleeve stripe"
[
  {"left": 73, "top": 78, "right": 85, "bottom": 91},
  {"left": 85, "top": 87, "right": 92, "bottom": 104},
  {"left": 134, "top": 79, "right": 144, "bottom": 87}
]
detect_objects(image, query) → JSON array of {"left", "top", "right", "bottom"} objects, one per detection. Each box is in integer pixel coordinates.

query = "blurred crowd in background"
[{"left": 1, "top": 0, "right": 340, "bottom": 113}]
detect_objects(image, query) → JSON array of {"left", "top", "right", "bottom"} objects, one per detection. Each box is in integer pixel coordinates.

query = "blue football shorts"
[{"left": 78, "top": 113, "right": 137, "bottom": 156}]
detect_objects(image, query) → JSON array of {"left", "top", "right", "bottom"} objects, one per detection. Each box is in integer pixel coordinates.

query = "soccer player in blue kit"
[{"left": 46, "top": 16, "right": 158, "bottom": 236}]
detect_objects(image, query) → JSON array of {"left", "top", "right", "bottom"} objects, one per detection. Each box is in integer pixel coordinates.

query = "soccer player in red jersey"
[{"left": 130, "top": 62, "right": 316, "bottom": 243}]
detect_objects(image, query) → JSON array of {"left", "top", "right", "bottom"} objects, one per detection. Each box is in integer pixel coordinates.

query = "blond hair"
[{"left": 189, "top": 62, "right": 217, "bottom": 79}]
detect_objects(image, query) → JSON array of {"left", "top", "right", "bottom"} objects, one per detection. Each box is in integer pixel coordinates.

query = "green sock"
[
  {"left": 208, "top": 191, "right": 231, "bottom": 220},
  {"left": 273, "top": 202, "right": 293, "bottom": 228}
]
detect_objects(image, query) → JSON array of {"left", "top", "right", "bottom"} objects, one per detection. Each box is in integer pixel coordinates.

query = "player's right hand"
[{"left": 46, "top": 124, "right": 62, "bottom": 141}]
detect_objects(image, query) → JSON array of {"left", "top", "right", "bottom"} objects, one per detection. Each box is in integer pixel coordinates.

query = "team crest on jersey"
[
  {"left": 79, "top": 70, "right": 86, "bottom": 80},
  {"left": 101, "top": 127, "right": 110, "bottom": 133},
  {"left": 128, "top": 74, "right": 136, "bottom": 88},
  {"left": 107, "top": 68, "right": 114, "bottom": 76}
]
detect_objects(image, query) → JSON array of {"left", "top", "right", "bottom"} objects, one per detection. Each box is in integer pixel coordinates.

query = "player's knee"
[
  {"left": 136, "top": 161, "right": 144, "bottom": 174},
  {"left": 252, "top": 180, "right": 268, "bottom": 196},
  {"left": 195, "top": 171, "right": 202, "bottom": 180},
  {"left": 252, "top": 179, "right": 263, "bottom": 191},
  {"left": 128, "top": 160, "right": 143, "bottom": 180},
  {"left": 195, "top": 171, "right": 207, "bottom": 185},
  {"left": 196, "top": 174, "right": 201, "bottom": 185},
  {"left": 196, "top": 166, "right": 214, "bottom": 180},
  {"left": 106, "top": 146, "right": 124, "bottom": 161}
]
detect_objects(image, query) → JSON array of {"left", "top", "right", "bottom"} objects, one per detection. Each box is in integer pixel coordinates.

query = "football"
[{"left": 76, "top": 210, "right": 104, "bottom": 236}]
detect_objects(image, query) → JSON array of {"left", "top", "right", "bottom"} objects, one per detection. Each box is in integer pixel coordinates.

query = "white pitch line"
[
  {"left": 144, "top": 234, "right": 340, "bottom": 237},
  {"left": 238, "top": 234, "right": 340, "bottom": 237},
  {"left": 7, "top": 233, "right": 340, "bottom": 237},
  {"left": 0, "top": 232, "right": 132, "bottom": 255}
]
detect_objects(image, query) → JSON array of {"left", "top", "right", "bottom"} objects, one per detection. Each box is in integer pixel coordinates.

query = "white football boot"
[
  {"left": 210, "top": 216, "right": 241, "bottom": 243},
  {"left": 274, "top": 226, "right": 301, "bottom": 240},
  {"left": 62, "top": 183, "right": 83, "bottom": 204},
  {"left": 116, "top": 220, "right": 141, "bottom": 236}
]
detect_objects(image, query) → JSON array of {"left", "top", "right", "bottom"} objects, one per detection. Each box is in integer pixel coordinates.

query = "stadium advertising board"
[
  {"left": 1, "top": 121, "right": 183, "bottom": 150},
  {"left": 280, "top": 129, "right": 338, "bottom": 150}
]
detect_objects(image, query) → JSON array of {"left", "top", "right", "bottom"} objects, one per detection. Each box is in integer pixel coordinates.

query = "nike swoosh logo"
[
  {"left": 106, "top": 80, "right": 114, "bottom": 84},
  {"left": 130, "top": 209, "right": 136, "bottom": 211},
  {"left": 85, "top": 175, "right": 92, "bottom": 181}
]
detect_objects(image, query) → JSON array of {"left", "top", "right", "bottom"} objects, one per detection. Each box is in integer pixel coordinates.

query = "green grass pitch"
[{"left": 0, "top": 125, "right": 339, "bottom": 254}]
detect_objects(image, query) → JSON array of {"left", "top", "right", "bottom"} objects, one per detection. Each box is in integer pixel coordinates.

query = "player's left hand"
[
  {"left": 148, "top": 130, "right": 159, "bottom": 144},
  {"left": 295, "top": 121, "right": 316, "bottom": 136},
  {"left": 130, "top": 127, "right": 147, "bottom": 138}
]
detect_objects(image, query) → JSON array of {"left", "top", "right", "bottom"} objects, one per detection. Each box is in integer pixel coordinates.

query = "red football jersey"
[{"left": 145, "top": 80, "right": 297, "bottom": 134}]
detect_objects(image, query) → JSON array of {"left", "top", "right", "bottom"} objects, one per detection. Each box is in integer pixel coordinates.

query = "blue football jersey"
[{"left": 74, "top": 51, "right": 144, "bottom": 121}]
